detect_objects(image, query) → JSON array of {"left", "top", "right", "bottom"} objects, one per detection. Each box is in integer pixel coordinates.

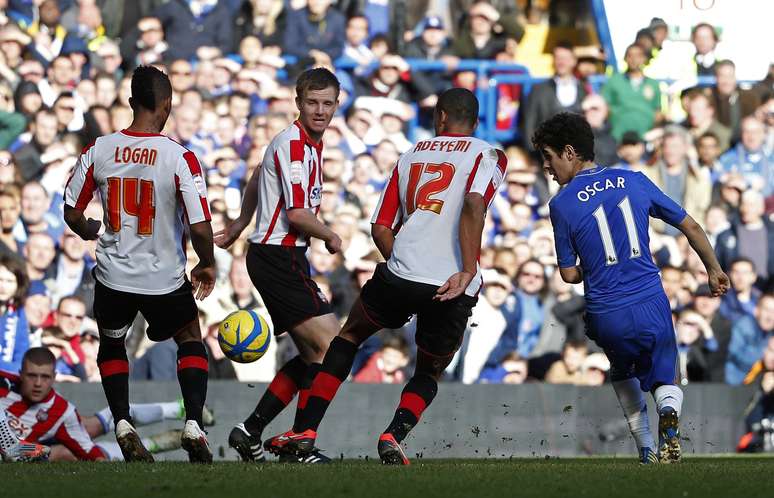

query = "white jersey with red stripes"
[
  {"left": 248, "top": 121, "right": 323, "bottom": 247},
  {"left": 372, "top": 134, "right": 507, "bottom": 297},
  {"left": 0, "top": 370, "right": 104, "bottom": 460},
  {"left": 64, "top": 130, "right": 211, "bottom": 295}
]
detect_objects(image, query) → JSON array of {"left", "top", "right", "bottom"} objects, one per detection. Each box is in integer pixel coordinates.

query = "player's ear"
[{"left": 563, "top": 144, "right": 576, "bottom": 161}]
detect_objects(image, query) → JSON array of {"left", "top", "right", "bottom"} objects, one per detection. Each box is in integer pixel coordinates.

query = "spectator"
[
  {"left": 354, "top": 54, "right": 435, "bottom": 109},
  {"left": 0, "top": 254, "right": 30, "bottom": 372},
  {"left": 601, "top": 43, "right": 661, "bottom": 141},
  {"left": 486, "top": 259, "right": 548, "bottom": 364},
  {"left": 726, "top": 293, "right": 774, "bottom": 385},
  {"left": 40, "top": 326, "right": 85, "bottom": 382},
  {"left": 716, "top": 191, "right": 773, "bottom": 284},
  {"left": 342, "top": 14, "right": 375, "bottom": 72},
  {"left": 0, "top": 24, "right": 31, "bottom": 87},
  {"left": 122, "top": 16, "right": 168, "bottom": 70},
  {"left": 640, "top": 127, "right": 712, "bottom": 235},
  {"left": 21, "top": 0, "right": 80, "bottom": 66},
  {"left": 234, "top": 0, "right": 286, "bottom": 50},
  {"left": 20, "top": 181, "right": 62, "bottom": 239},
  {"left": 52, "top": 226, "right": 95, "bottom": 312},
  {"left": 130, "top": 339, "right": 178, "bottom": 381},
  {"left": 353, "top": 335, "right": 409, "bottom": 384},
  {"left": 13, "top": 109, "right": 59, "bottom": 182},
  {"left": 460, "top": 270, "right": 510, "bottom": 384},
  {"left": 580, "top": 94, "right": 617, "bottom": 167},
  {"left": 283, "top": 0, "right": 346, "bottom": 65},
  {"left": 712, "top": 60, "right": 760, "bottom": 141},
  {"left": 697, "top": 132, "right": 724, "bottom": 181},
  {"left": 0, "top": 185, "right": 23, "bottom": 260},
  {"left": 53, "top": 296, "right": 87, "bottom": 367},
  {"left": 13, "top": 81, "right": 43, "bottom": 120},
  {"left": 692, "top": 283, "right": 733, "bottom": 382},
  {"left": 719, "top": 258, "right": 762, "bottom": 321},
  {"left": 683, "top": 90, "right": 731, "bottom": 153},
  {"left": 23, "top": 232, "right": 55, "bottom": 287},
  {"left": 477, "top": 351, "right": 529, "bottom": 384},
  {"left": 675, "top": 308, "right": 718, "bottom": 384},
  {"left": 520, "top": 42, "right": 585, "bottom": 151},
  {"left": 614, "top": 131, "right": 647, "bottom": 170},
  {"left": 580, "top": 352, "right": 610, "bottom": 386},
  {"left": 691, "top": 22, "right": 721, "bottom": 77},
  {"left": 719, "top": 117, "right": 772, "bottom": 196},
  {"left": 452, "top": 2, "right": 521, "bottom": 60},
  {"left": 545, "top": 340, "right": 587, "bottom": 385},
  {"left": 153, "top": 0, "right": 234, "bottom": 61}
]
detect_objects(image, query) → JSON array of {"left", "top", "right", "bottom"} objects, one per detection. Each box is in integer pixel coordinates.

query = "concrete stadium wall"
[{"left": 56, "top": 382, "right": 757, "bottom": 461}]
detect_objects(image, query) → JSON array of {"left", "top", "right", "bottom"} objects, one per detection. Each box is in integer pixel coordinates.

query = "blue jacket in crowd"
[
  {"left": 726, "top": 314, "right": 772, "bottom": 385},
  {"left": 0, "top": 305, "right": 29, "bottom": 373}
]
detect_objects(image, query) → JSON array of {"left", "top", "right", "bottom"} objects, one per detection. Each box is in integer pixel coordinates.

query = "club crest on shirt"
[
  {"left": 290, "top": 161, "right": 304, "bottom": 184},
  {"left": 36, "top": 409, "right": 49, "bottom": 422}
]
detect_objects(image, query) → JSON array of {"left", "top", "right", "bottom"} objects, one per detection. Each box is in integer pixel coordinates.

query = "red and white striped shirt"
[
  {"left": 248, "top": 121, "right": 323, "bottom": 247},
  {"left": 372, "top": 134, "right": 507, "bottom": 297},
  {"left": 64, "top": 130, "right": 211, "bottom": 295},
  {"left": 0, "top": 371, "right": 104, "bottom": 460}
]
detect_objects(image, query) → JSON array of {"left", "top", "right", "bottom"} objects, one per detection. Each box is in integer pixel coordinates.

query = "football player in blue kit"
[{"left": 534, "top": 113, "right": 730, "bottom": 464}]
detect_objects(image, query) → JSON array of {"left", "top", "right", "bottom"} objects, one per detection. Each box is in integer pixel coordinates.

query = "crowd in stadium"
[{"left": 0, "top": 0, "right": 771, "bottom": 392}]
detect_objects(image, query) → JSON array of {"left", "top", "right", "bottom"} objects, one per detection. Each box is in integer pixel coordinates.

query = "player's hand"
[
  {"left": 707, "top": 269, "right": 730, "bottom": 297},
  {"left": 434, "top": 271, "right": 474, "bottom": 301},
  {"left": 214, "top": 218, "right": 247, "bottom": 249},
  {"left": 190, "top": 263, "right": 216, "bottom": 300},
  {"left": 83, "top": 218, "right": 101, "bottom": 240},
  {"left": 325, "top": 233, "right": 342, "bottom": 254}
]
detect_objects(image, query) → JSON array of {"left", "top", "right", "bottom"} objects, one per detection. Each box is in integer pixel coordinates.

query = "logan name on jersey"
[
  {"left": 576, "top": 176, "right": 626, "bottom": 202},
  {"left": 113, "top": 146, "right": 158, "bottom": 166}
]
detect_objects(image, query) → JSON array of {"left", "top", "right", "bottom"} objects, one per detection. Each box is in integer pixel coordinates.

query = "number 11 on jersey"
[{"left": 592, "top": 196, "right": 641, "bottom": 265}]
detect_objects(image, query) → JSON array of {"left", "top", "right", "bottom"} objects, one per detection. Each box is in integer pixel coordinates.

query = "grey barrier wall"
[{"left": 55, "top": 381, "right": 757, "bottom": 461}]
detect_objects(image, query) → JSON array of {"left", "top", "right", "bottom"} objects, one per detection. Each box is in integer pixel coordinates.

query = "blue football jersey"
[{"left": 549, "top": 166, "right": 687, "bottom": 313}]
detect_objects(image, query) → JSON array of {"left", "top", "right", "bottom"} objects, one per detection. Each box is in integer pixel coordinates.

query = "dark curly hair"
[
  {"left": 131, "top": 65, "right": 172, "bottom": 111},
  {"left": 531, "top": 112, "right": 595, "bottom": 162}
]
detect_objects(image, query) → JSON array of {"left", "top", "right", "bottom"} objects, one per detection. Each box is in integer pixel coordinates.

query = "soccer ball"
[{"left": 218, "top": 310, "right": 271, "bottom": 363}]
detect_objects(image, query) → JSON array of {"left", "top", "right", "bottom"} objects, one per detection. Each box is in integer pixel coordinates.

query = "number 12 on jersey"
[
  {"left": 106, "top": 177, "right": 155, "bottom": 235},
  {"left": 592, "top": 196, "right": 641, "bottom": 265},
  {"left": 406, "top": 162, "right": 455, "bottom": 215}
]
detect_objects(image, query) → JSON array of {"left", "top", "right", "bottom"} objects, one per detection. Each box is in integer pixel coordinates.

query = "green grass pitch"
[{"left": 3, "top": 457, "right": 773, "bottom": 498}]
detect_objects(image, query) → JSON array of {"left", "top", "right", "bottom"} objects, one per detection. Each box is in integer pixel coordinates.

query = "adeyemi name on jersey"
[
  {"left": 113, "top": 146, "right": 158, "bottom": 166},
  {"left": 577, "top": 177, "right": 626, "bottom": 202},
  {"left": 413, "top": 139, "right": 471, "bottom": 153}
]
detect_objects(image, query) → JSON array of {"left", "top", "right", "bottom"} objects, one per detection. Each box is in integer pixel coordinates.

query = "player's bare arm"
[
  {"left": 676, "top": 215, "right": 730, "bottom": 296},
  {"left": 371, "top": 224, "right": 395, "bottom": 260},
  {"left": 435, "top": 192, "right": 486, "bottom": 301},
  {"left": 188, "top": 220, "right": 216, "bottom": 300},
  {"left": 62, "top": 205, "right": 101, "bottom": 241},
  {"left": 214, "top": 165, "right": 260, "bottom": 249},
  {"left": 286, "top": 208, "right": 342, "bottom": 254}
]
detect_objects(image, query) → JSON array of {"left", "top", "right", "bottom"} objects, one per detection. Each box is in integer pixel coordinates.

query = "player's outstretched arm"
[
  {"left": 435, "top": 193, "right": 486, "bottom": 301},
  {"left": 286, "top": 208, "right": 342, "bottom": 254},
  {"left": 676, "top": 215, "right": 730, "bottom": 297},
  {"left": 189, "top": 220, "right": 216, "bottom": 300},
  {"left": 214, "top": 167, "right": 260, "bottom": 249},
  {"left": 63, "top": 205, "right": 101, "bottom": 241}
]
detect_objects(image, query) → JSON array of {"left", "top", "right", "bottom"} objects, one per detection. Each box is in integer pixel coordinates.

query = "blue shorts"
[{"left": 585, "top": 292, "right": 677, "bottom": 392}]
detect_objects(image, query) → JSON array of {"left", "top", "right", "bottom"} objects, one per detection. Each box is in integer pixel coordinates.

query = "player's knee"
[
  {"left": 415, "top": 352, "right": 452, "bottom": 380},
  {"left": 173, "top": 319, "right": 202, "bottom": 344}
]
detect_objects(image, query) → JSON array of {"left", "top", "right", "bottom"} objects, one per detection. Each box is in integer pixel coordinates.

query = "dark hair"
[
  {"left": 697, "top": 131, "right": 719, "bottom": 144},
  {"left": 531, "top": 112, "right": 595, "bottom": 162},
  {"left": 691, "top": 22, "right": 718, "bottom": 42},
  {"left": 229, "top": 90, "right": 250, "bottom": 102},
  {"left": 369, "top": 33, "right": 392, "bottom": 51},
  {"left": 381, "top": 335, "right": 409, "bottom": 355},
  {"left": 0, "top": 254, "right": 29, "bottom": 306},
  {"left": 624, "top": 43, "right": 644, "bottom": 57},
  {"left": 436, "top": 87, "right": 479, "bottom": 127},
  {"left": 635, "top": 28, "right": 655, "bottom": 43},
  {"left": 553, "top": 40, "right": 574, "bottom": 53},
  {"left": 620, "top": 130, "right": 643, "bottom": 146},
  {"left": 295, "top": 67, "right": 340, "bottom": 100},
  {"left": 22, "top": 347, "right": 56, "bottom": 369},
  {"left": 564, "top": 338, "right": 588, "bottom": 351},
  {"left": 54, "top": 91, "right": 74, "bottom": 105},
  {"left": 730, "top": 257, "right": 756, "bottom": 272},
  {"left": 347, "top": 13, "right": 369, "bottom": 25},
  {"left": 130, "top": 65, "right": 172, "bottom": 111}
]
